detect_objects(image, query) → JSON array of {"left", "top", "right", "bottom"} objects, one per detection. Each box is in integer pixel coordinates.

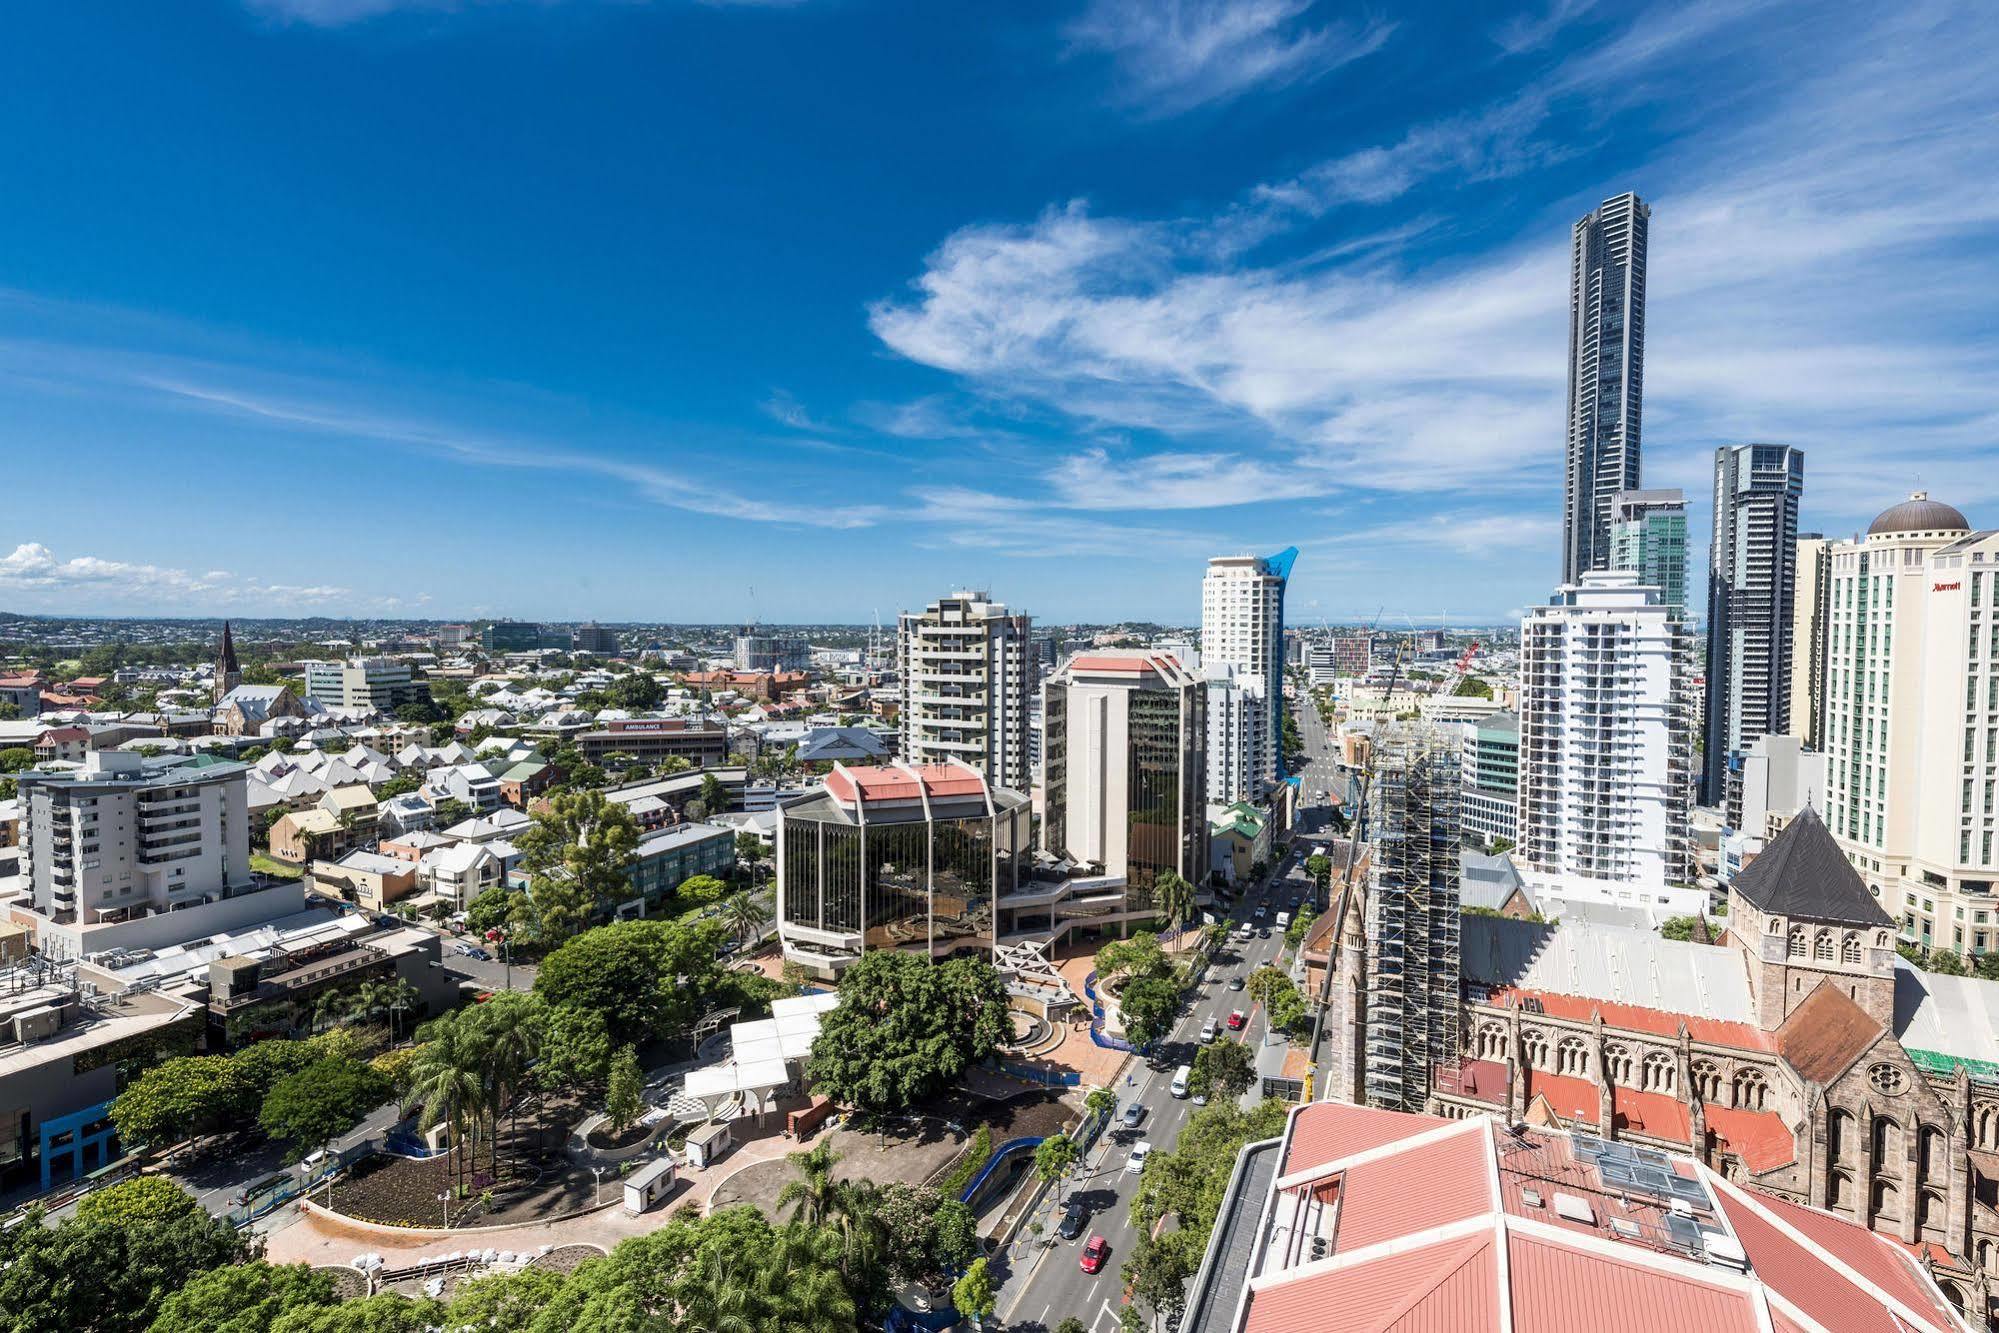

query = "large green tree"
[
  {"left": 516, "top": 789, "right": 641, "bottom": 944},
  {"left": 1116, "top": 975, "right": 1183, "bottom": 1047},
  {"left": 76, "top": 1175, "right": 206, "bottom": 1228},
  {"left": 110, "top": 1055, "right": 254, "bottom": 1150},
  {"left": 148, "top": 1261, "right": 339, "bottom": 1333},
  {"left": 534, "top": 917, "right": 724, "bottom": 1045},
  {"left": 807, "top": 951, "right": 1008, "bottom": 1123},
  {"left": 1189, "top": 1039, "right": 1255, "bottom": 1102},
  {"left": 0, "top": 1188, "right": 247, "bottom": 1333},
  {"left": 259, "top": 1057, "right": 393, "bottom": 1162}
]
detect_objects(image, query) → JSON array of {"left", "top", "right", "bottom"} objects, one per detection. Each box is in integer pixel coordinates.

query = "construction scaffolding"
[{"left": 1362, "top": 727, "right": 1462, "bottom": 1114}]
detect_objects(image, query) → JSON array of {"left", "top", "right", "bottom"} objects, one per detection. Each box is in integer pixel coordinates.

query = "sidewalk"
[{"left": 263, "top": 1125, "right": 806, "bottom": 1268}]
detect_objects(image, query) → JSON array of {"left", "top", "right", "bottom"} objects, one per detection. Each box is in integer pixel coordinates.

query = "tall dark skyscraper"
[
  {"left": 1562, "top": 192, "right": 1651, "bottom": 585},
  {"left": 1703, "top": 444, "right": 1805, "bottom": 807}
]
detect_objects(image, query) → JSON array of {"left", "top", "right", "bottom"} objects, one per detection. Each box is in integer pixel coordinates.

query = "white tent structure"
[{"left": 679, "top": 991, "right": 840, "bottom": 1120}]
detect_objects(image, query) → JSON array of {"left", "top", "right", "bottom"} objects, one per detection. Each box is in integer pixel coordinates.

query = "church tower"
[
  {"left": 1726, "top": 807, "right": 1898, "bottom": 1030},
  {"left": 213, "top": 620, "right": 242, "bottom": 704}
]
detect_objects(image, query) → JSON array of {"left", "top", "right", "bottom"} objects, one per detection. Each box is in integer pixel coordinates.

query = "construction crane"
[{"left": 1453, "top": 640, "right": 1481, "bottom": 679}]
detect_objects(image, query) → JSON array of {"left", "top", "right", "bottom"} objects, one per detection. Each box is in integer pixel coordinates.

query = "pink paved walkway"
[{"left": 263, "top": 1129, "right": 806, "bottom": 1268}]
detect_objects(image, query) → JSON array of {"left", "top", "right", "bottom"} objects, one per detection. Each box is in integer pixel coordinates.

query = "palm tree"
[
  {"left": 676, "top": 1247, "right": 756, "bottom": 1333},
  {"left": 403, "top": 1017, "right": 488, "bottom": 1199},
  {"left": 470, "top": 994, "right": 542, "bottom": 1179},
  {"left": 768, "top": 1224, "right": 861, "bottom": 1333},
  {"left": 776, "top": 1141, "right": 844, "bottom": 1226},
  {"left": 722, "top": 890, "right": 771, "bottom": 946},
  {"left": 1155, "top": 870, "right": 1196, "bottom": 937}
]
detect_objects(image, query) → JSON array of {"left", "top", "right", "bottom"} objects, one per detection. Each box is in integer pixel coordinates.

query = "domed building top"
[{"left": 1866, "top": 491, "right": 1969, "bottom": 537}]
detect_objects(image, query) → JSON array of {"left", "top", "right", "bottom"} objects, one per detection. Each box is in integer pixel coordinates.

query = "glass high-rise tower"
[
  {"left": 1702, "top": 444, "right": 1805, "bottom": 807},
  {"left": 1563, "top": 192, "right": 1651, "bottom": 585}
]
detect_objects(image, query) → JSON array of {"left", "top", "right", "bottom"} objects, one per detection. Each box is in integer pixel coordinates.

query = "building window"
[
  {"left": 1841, "top": 933, "right": 1862, "bottom": 965},
  {"left": 1813, "top": 930, "right": 1835, "bottom": 962}
]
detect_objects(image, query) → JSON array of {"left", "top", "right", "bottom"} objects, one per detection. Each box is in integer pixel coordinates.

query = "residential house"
[
  {"left": 1209, "top": 800, "right": 1273, "bottom": 885},
  {"left": 310, "top": 850, "right": 417, "bottom": 913},
  {"left": 496, "top": 759, "right": 553, "bottom": 807},
  {"left": 377, "top": 792, "right": 436, "bottom": 839},
  {"left": 426, "top": 761, "right": 502, "bottom": 813},
  {"left": 32, "top": 726, "right": 90, "bottom": 764},
  {"left": 419, "top": 842, "right": 501, "bottom": 907},
  {"left": 379, "top": 829, "right": 453, "bottom": 863}
]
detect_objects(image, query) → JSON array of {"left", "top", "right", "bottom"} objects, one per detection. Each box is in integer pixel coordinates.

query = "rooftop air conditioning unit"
[{"left": 1703, "top": 1234, "right": 1750, "bottom": 1272}]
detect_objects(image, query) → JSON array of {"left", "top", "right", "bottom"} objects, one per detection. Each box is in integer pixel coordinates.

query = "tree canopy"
[
  {"left": 533, "top": 917, "right": 726, "bottom": 1045},
  {"left": 1116, "top": 975, "right": 1183, "bottom": 1047},
  {"left": 516, "top": 789, "right": 641, "bottom": 945},
  {"left": 0, "top": 1184, "right": 248, "bottom": 1333},
  {"left": 807, "top": 951, "right": 1008, "bottom": 1120},
  {"left": 259, "top": 1057, "right": 392, "bottom": 1161}
]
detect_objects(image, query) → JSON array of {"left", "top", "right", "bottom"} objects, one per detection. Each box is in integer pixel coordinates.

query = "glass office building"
[{"left": 777, "top": 762, "right": 1029, "bottom": 976}]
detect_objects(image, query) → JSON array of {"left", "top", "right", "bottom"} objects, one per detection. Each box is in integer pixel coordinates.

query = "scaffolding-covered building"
[{"left": 1360, "top": 727, "right": 1463, "bottom": 1113}]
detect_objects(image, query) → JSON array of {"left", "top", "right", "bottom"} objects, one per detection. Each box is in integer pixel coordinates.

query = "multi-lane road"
[{"left": 997, "top": 842, "right": 1312, "bottom": 1333}]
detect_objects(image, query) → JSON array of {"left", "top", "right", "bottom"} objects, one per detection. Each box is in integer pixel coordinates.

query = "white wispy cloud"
[
  {"left": 1065, "top": 0, "right": 1393, "bottom": 117},
  {"left": 911, "top": 486, "right": 1217, "bottom": 559},
  {"left": 873, "top": 1, "right": 1999, "bottom": 539},
  {"left": 1046, "top": 446, "right": 1332, "bottom": 509},
  {"left": 0, "top": 542, "right": 353, "bottom": 609},
  {"left": 140, "top": 374, "right": 890, "bottom": 529},
  {"left": 1491, "top": 0, "right": 1597, "bottom": 55}
]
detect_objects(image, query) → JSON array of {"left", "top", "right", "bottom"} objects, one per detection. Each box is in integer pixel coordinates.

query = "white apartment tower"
[
  {"left": 1200, "top": 548, "right": 1296, "bottom": 803},
  {"left": 897, "top": 591, "right": 1032, "bottom": 791},
  {"left": 1517, "top": 570, "right": 1694, "bottom": 898},
  {"left": 17, "top": 752, "right": 253, "bottom": 929},
  {"left": 1823, "top": 493, "right": 1999, "bottom": 955}
]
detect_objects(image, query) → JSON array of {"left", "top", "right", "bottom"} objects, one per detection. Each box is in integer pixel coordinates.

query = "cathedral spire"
[{"left": 214, "top": 620, "right": 242, "bottom": 704}]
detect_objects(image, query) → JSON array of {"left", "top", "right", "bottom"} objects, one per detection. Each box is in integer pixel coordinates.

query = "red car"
[
  {"left": 1227, "top": 1009, "right": 1247, "bottom": 1030},
  {"left": 1080, "top": 1235, "right": 1110, "bottom": 1275}
]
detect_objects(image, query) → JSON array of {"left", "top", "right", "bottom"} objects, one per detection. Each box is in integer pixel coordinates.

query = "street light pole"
[{"left": 437, "top": 1190, "right": 450, "bottom": 1229}]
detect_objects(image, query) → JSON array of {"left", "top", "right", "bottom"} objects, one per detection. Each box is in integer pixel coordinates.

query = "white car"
[
  {"left": 1200, "top": 1018, "right": 1219, "bottom": 1043},
  {"left": 1127, "top": 1141, "right": 1153, "bottom": 1174}
]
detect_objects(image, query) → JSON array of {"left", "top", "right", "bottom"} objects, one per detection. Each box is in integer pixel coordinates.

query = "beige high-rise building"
[
  {"left": 1824, "top": 492, "right": 1999, "bottom": 955},
  {"left": 1041, "top": 650, "right": 1207, "bottom": 911},
  {"left": 1790, "top": 533, "right": 1831, "bottom": 749},
  {"left": 897, "top": 591, "right": 1032, "bottom": 791}
]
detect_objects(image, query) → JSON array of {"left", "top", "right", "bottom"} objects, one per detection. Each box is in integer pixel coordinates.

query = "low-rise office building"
[
  {"left": 577, "top": 718, "right": 730, "bottom": 767},
  {"left": 777, "top": 761, "right": 1029, "bottom": 977},
  {"left": 624, "top": 821, "right": 736, "bottom": 908}
]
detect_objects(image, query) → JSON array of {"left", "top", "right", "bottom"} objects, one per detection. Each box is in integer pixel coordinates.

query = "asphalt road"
[{"left": 997, "top": 846, "right": 1308, "bottom": 1333}]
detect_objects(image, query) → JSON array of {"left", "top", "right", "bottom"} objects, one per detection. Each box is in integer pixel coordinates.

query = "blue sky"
[{"left": 1, "top": 0, "right": 1994, "bottom": 625}]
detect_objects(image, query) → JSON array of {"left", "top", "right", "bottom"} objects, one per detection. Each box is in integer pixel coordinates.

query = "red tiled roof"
[
  {"left": 1488, "top": 986, "right": 1775, "bottom": 1051},
  {"left": 1524, "top": 1070, "right": 1600, "bottom": 1125},
  {"left": 1712, "top": 1188, "right": 1907, "bottom": 1333},
  {"left": 1285, "top": 1102, "right": 1452, "bottom": 1174},
  {"left": 1242, "top": 1104, "right": 1957, "bottom": 1333},
  {"left": 35, "top": 726, "right": 88, "bottom": 744},
  {"left": 1775, "top": 980, "right": 1884, "bottom": 1086},
  {"left": 1612, "top": 1086, "right": 1691, "bottom": 1143},
  {"left": 1703, "top": 1104, "right": 1797, "bottom": 1174},
  {"left": 1507, "top": 1233, "right": 1756, "bottom": 1333},
  {"left": 1245, "top": 1231, "right": 1498, "bottom": 1333},
  {"left": 1737, "top": 1187, "right": 1956, "bottom": 1326},
  {"left": 1068, "top": 652, "right": 1182, "bottom": 675},
  {"left": 822, "top": 762, "right": 987, "bottom": 807},
  {"left": 0, "top": 673, "right": 40, "bottom": 688},
  {"left": 1334, "top": 1129, "right": 1493, "bottom": 1252}
]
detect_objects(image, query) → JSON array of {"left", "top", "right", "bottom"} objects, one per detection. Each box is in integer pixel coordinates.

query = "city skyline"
[{"left": 0, "top": 2, "right": 1994, "bottom": 624}]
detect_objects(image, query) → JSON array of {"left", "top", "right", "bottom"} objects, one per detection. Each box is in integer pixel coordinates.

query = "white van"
[
  {"left": 1275, "top": 911, "right": 1292, "bottom": 930},
  {"left": 1200, "top": 1018, "right": 1219, "bottom": 1043},
  {"left": 1170, "top": 1065, "right": 1192, "bottom": 1098}
]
